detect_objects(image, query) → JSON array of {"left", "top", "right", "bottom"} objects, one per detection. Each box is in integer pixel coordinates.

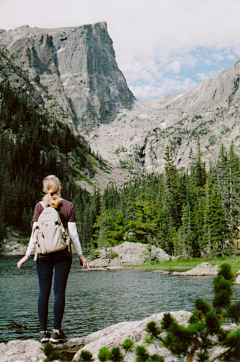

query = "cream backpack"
[{"left": 34, "top": 202, "right": 70, "bottom": 256}]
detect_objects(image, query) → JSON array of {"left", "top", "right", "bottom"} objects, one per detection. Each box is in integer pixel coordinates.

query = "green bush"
[
  {"left": 76, "top": 350, "right": 94, "bottom": 362},
  {"left": 98, "top": 347, "right": 111, "bottom": 362},
  {"left": 43, "top": 342, "right": 61, "bottom": 362}
]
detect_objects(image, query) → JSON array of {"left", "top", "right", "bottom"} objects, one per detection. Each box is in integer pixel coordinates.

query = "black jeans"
[{"left": 36, "top": 253, "right": 72, "bottom": 331}]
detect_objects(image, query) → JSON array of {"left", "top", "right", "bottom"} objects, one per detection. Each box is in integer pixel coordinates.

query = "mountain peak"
[{"left": 0, "top": 22, "right": 135, "bottom": 132}]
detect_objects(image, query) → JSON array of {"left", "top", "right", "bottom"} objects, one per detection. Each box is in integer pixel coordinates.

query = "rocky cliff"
[
  {"left": 0, "top": 23, "right": 135, "bottom": 133},
  {"left": 1, "top": 22, "right": 240, "bottom": 184}
]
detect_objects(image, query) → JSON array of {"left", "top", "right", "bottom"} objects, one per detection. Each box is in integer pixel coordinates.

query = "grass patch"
[
  {"left": 86, "top": 153, "right": 112, "bottom": 172},
  {"left": 76, "top": 172, "right": 93, "bottom": 184},
  {"left": 86, "top": 154, "right": 99, "bottom": 168},
  {"left": 132, "top": 255, "right": 240, "bottom": 273}
]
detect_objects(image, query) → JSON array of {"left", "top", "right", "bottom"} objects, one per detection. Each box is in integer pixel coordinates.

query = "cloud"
[
  {"left": 121, "top": 57, "right": 163, "bottom": 85},
  {"left": 130, "top": 77, "right": 197, "bottom": 100},
  {"left": 212, "top": 53, "right": 224, "bottom": 62},
  {"left": 196, "top": 73, "right": 209, "bottom": 81},
  {"left": 165, "top": 60, "right": 182, "bottom": 74}
]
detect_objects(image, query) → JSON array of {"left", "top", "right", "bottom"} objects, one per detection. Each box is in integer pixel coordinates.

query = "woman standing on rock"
[{"left": 17, "top": 175, "right": 89, "bottom": 343}]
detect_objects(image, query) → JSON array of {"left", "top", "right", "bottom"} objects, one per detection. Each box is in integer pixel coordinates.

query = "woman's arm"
[
  {"left": 68, "top": 222, "right": 89, "bottom": 269},
  {"left": 17, "top": 222, "right": 38, "bottom": 269}
]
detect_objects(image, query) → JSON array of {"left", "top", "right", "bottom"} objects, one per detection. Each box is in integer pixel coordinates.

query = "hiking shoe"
[
  {"left": 49, "top": 330, "right": 67, "bottom": 344},
  {"left": 39, "top": 330, "right": 50, "bottom": 343}
]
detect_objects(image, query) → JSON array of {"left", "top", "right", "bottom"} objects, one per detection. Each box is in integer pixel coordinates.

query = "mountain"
[
  {"left": 0, "top": 23, "right": 135, "bottom": 133},
  {"left": 1, "top": 22, "right": 240, "bottom": 184},
  {"left": 142, "top": 60, "right": 240, "bottom": 171}
]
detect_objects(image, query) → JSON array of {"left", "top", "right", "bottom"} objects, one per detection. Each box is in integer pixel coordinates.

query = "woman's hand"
[
  {"left": 17, "top": 255, "right": 29, "bottom": 269},
  {"left": 79, "top": 254, "right": 89, "bottom": 269}
]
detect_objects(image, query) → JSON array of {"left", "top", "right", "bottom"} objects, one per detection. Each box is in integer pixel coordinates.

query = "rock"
[
  {"left": 111, "top": 242, "right": 150, "bottom": 266},
  {"left": 88, "top": 258, "right": 111, "bottom": 268},
  {"left": 0, "top": 339, "right": 45, "bottom": 362},
  {"left": 0, "top": 23, "right": 135, "bottom": 133},
  {"left": 235, "top": 271, "right": 240, "bottom": 284},
  {"left": 73, "top": 311, "right": 191, "bottom": 362},
  {"left": 0, "top": 230, "right": 27, "bottom": 255},
  {"left": 1, "top": 311, "right": 236, "bottom": 362},
  {"left": 151, "top": 245, "right": 171, "bottom": 261},
  {"left": 152, "top": 270, "right": 170, "bottom": 274},
  {"left": 1, "top": 312, "right": 190, "bottom": 362},
  {"left": 171, "top": 262, "right": 219, "bottom": 276},
  {"left": 88, "top": 242, "right": 171, "bottom": 268}
]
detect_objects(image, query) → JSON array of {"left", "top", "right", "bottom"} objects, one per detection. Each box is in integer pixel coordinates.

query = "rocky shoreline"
[
  {"left": 0, "top": 311, "right": 193, "bottom": 362},
  {"left": 0, "top": 230, "right": 27, "bottom": 255},
  {"left": 1, "top": 238, "right": 240, "bottom": 283},
  {"left": 0, "top": 310, "right": 237, "bottom": 362}
]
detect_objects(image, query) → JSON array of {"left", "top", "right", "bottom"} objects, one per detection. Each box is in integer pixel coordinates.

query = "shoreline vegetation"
[
  {"left": 133, "top": 255, "right": 240, "bottom": 273},
  {"left": 1, "top": 245, "right": 240, "bottom": 274}
]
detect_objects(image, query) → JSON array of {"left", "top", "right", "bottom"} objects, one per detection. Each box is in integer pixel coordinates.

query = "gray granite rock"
[
  {"left": 73, "top": 311, "right": 191, "bottom": 362},
  {"left": 151, "top": 245, "right": 171, "bottom": 261},
  {"left": 0, "top": 339, "right": 45, "bottom": 362},
  {"left": 171, "top": 262, "right": 219, "bottom": 276},
  {"left": 88, "top": 242, "right": 171, "bottom": 268},
  {"left": 0, "top": 23, "right": 135, "bottom": 133}
]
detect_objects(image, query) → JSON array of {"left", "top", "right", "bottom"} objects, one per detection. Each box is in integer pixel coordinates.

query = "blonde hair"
[{"left": 42, "top": 175, "right": 62, "bottom": 208}]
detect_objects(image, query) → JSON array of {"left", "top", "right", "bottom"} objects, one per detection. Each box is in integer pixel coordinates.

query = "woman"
[{"left": 17, "top": 175, "right": 89, "bottom": 343}]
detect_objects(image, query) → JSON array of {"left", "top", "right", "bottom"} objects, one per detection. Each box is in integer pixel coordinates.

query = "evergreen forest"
[{"left": 1, "top": 79, "right": 240, "bottom": 258}]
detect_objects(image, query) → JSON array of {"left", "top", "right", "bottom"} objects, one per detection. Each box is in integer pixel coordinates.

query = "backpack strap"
[
  {"left": 40, "top": 201, "right": 47, "bottom": 209},
  {"left": 57, "top": 208, "right": 67, "bottom": 230}
]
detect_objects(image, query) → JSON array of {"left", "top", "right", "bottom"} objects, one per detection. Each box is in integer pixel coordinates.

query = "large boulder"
[
  {"left": 88, "top": 242, "right": 170, "bottom": 268},
  {"left": 0, "top": 339, "right": 45, "bottom": 362},
  {"left": 73, "top": 311, "right": 191, "bottom": 362},
  {"left": 151, "top": 245, "right": 171, "bottom": 261},
  {"left": 172, "top": 262, "right": 219, "bottom": 276}
]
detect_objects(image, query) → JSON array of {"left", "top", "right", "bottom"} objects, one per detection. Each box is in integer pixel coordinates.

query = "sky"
[{"left": 2, "top": 0, "right": 240, "bottom": 101}]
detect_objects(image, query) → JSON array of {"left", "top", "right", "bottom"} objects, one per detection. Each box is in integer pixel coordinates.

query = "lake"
[{"left": 1, "top": 254, "right": 240, "bottom": 342}]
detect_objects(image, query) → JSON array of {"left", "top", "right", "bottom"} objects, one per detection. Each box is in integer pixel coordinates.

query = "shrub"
[{"left": 43, "top": 342, "right": 61, "bottom": 362}]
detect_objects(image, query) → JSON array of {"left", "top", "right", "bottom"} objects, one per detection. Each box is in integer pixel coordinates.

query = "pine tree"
[{"left": 146, "top": 264, "right": 240, "bottom": 362}]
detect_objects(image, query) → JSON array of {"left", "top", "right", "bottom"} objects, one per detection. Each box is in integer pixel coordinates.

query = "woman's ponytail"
[{"left": 42, "top": 175, "right": 62, "bottom": 208}]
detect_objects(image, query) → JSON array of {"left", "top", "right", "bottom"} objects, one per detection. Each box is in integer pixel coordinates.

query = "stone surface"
[
  {"left": 88, "top": 242, "right": 171, "bottom": 268},
  {"left": 0, "top": 312, "right": 191, "bottom": 362},
  {"left": 171, "top": 262, "right": 219, "bottom": 276},
  {"left": 0, "top": 230, "right": 27, "bottom": 255},
  {"left": 83, "top": 58, "right": 240, "bottom": 178},
  {"left": 235, "top": 271, "right": 240, "bottom": 284},
  {"left": 0, "top": 339, "right": 45, "bottom": 362},
  {"left": 73, "top": 311, "right": 191, "bottom": 362},
  {"left": 1, "top": 311, "right": 235, "bottom": 362},
  {"left": 151, "top": 245, "right": 171, "bottom": 262},
  {"left": 0, "top": 23, "right": 135, "bottom": 133},
  {"left": 152, "top": 270, "right": 170, "bottom": 274}
]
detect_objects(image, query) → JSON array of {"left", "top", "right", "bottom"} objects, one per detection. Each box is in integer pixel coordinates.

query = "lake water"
[{"left": 1, "top": 254, "right": 240, "bottom": 343}]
